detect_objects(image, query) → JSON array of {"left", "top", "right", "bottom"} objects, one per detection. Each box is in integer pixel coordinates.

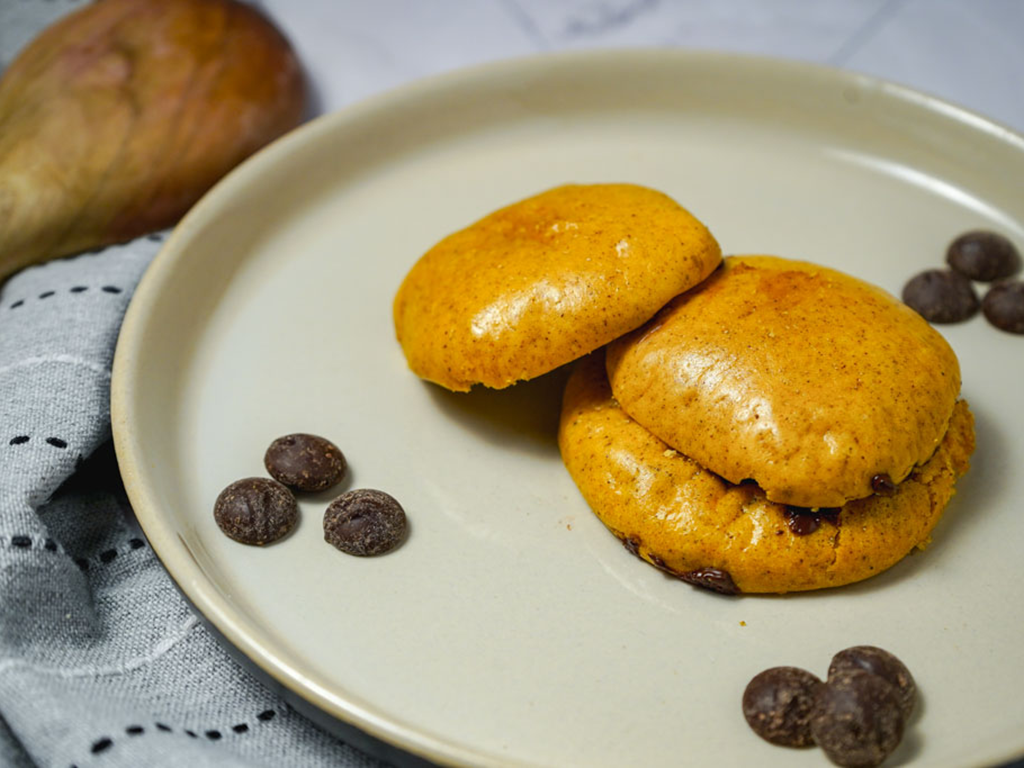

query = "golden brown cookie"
[
  {"left": 393, "top": 183, "right": 721, "bottom": 391},
  {"left": 559, "top": 353, "right": 974, "bottom": 594},
  {"left": 606, "top": 256, "right": 962, "bottom": 508}
]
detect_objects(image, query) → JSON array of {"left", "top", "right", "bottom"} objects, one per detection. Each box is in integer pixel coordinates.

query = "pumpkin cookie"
[
  {"left": 559, "top": 353, "right": 974, "bottom": 594},
  {"left": 606, "top": 256, "right": 962, "bottom": 508},
  {"left": 393, "top": 183, "right": 720, "bottom": 391}
]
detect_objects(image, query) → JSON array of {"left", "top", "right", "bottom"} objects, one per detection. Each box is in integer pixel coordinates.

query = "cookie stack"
[{"left": 393, "top": 184, "right": 975, "bottom": 594}]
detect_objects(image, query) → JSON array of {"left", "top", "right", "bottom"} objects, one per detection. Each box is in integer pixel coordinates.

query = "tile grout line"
[
  {"left": 496, "top": 0, "right": 549, "bottom": 51},
  {"left": 827, "top": 0, "right": 909, "bottom": 66}
]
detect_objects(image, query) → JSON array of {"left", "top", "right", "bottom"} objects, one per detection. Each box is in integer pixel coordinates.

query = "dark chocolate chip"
[
  {"left": 126, "top": 725, "right": 144, "bottom": 736},
  {"left": 828, "top": 646, "right": 917, "bottom": 721},
  {"left": 264, "top": 433, "right": 347, "bottom": 492},
  {"left": 213, "top": 478, "right": 298, "bottom": 546},
  {"left": 786, "top": 510, "right": 821, "bottom": 536},
  {"left": 621, "top": 534, "right": 641, "bottom": 557},
  {"left": 870, "top": 474, "right": 897, "bottom": 496},
  {"left": 947, "top": 230, "right": 1021, "bottom": 282},
  {"left": 232, "top": 723, "right": 249, "bottom": 734},
  {"left": 981, "top": 280, "right": 1024, "bottom": 334},
  {"left": 819, "top": 509, "right": 842, "bottom": 527},
  {"left": 155, "top": 723, "right": 172, "bottom": 732},
  {"left": 205, "top": 730, "right": 222, "bottom": 740},
  {"left": 742, "top": 666, "right": 823, "bottom": 747},
  {"left": 785, "top": 507, "right": 841, "bottom": 536},
  {"left": 256, "top": 709, "right": 276, "bottom": 722},
  {"left": 811, "top": 669, "right": 905, "bottom": 768},
  {"left": 323, "top": 489, "right": 407, "bottom": 556},
  {"left": 648, "top": 553, "right": 671, "bottom": 572},
  {"left": 91, "top": 738, "right": 113, "bottom": 754},
  {"left": 902, "top": 269, "right": 979, "bottom": 323},
  {"left": 680, "top": 567, "right": 738, "bottom": 595},
  {"left": 646, "top": 552, "right": 740, "bottom": 594}
]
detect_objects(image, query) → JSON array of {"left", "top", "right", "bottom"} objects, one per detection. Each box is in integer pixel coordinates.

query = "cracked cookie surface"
[{"left": 559, "top": 353, "right": 974, "bottom": 594}]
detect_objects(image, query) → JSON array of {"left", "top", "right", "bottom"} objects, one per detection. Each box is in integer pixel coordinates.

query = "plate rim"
[{"left": 110, "top": 47, "right": 1024, "bottom": 768}]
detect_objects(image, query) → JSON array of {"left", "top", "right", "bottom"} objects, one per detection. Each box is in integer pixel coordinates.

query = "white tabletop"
[
  {"left": 256, "top": 0, "right": 1024, "bottom": 133},
  {"left": 2, "top": 1, "right": 1021, "bottom": 133}
]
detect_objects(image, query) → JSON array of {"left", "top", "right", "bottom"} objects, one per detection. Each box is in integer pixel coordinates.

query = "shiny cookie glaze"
[
  {"left": 606, "top": 256, "right": 963, "bottom": 508},
  {"left": 393, "top": 183, "right": 721, "bottom": 391},
  {"left": 559, "top": 353, "right": 974, "bottom": 594}
]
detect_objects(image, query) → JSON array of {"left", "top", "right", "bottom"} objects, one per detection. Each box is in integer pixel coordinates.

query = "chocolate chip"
[
  {"left": 902, "top": 269, "right": 979, "bottom": 323},
  {"left": 742, "top": 666, "right": 823, "bottom": 747},
  {"left": 680, "top": 567, "right": 738, "bottom": 595},
  {"left": 621, "top": 534, "right": 641, "bottom": 557},
  {"left": 981, "top": 280, "right": 1024, "bottom": 334},
  {"left": 264, "top": 433, "right": 347, "bottom": 492},
  {"left": 947, "top": 230, "right": 1021, "bottom": 282},
  {"left": 811, "top": 669, "right": 905, "bottom": 768},
  {"left": 645, "top": 554, "right": 739, "bottom": 595},
  {"left": 819, "top": 509, "right": 841, "bottom": 527},
  {"left": 323, "top": 489, "right": 407, "bottom": 556},
  {"left": 786, "top": 509, "right": 820, "bottom": 536},
  {"left": 828, "top": 646, "right": 916, "bottom": 721},
  {"left": 870, "top": 474, "right": 897, "bottom": 496},
  {"left": 785, "top": 507, "right": 841, "bottom": 536},
  {"left": 213, "top": 478, "right": 298, "bottom": 546}
]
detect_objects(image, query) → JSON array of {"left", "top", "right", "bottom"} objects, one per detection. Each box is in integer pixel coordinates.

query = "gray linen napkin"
[
  {"left": 0, "top": 3, "right": 386, "bottom": 767},
  {"left": 0, "top": 242, "right": 389, "bottom": 768}
]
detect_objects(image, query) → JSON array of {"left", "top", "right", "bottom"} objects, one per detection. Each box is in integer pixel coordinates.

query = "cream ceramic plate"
[{"left": 112, "top": 51, "right": 1024, "bottom": 767}]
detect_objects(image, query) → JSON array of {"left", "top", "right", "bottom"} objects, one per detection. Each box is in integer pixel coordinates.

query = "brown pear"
[{"left": 0, "top": 0, "right": 306, "bottom": 282}]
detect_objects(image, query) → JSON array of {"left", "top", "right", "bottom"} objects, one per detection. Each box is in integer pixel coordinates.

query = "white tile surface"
[
  {"left": 253, "top": 0, "right": 1024, "bottom": 134},
  {"left": 514, "top": 0, "right": 890, "bottom": 60},
  {"left": 262, "top": 0, "right": 539, "bottom": 109},
  {"left": 843, "top": 0, "right": 1024, "bottom": 130},
  {"left": 2, "top": 0, "right": 1020, "bottom": 132}
]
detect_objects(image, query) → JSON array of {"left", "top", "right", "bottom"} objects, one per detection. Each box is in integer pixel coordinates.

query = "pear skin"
[{"left": 0, "top": 0, "right": 305, "bottom": 282}]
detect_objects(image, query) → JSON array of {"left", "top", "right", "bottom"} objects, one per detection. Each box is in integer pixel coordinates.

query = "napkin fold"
[
  {"left": 0, "top": 0, "right": 389, "bottom": 763},
  {"left": 0, "top": 239, "right": 387, "bottom": 768}
]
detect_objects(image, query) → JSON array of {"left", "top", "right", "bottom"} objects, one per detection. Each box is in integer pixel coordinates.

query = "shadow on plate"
[
  {"left": 824, "top": 400, "right": 1010, "bottom": 599},
  {"left": 887, "top": 689, "right": 926, "bottom": 767},
  {"left": 425, "top": 363, "right": 573, "bottom": 459}
]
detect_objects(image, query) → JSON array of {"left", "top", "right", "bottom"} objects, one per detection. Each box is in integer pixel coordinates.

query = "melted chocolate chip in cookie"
[
  {"left": 646, "top": 554, "right": 739, "bottom": 595},
  {"left": 870, "top": 473, "right": 897, "bottom": 496},
  {"left": 680, "top": 567, "right": 738, "bottom": 595},
  {"left": 621, "top": 534, "right": 642, "bottom": 557},
  {"left": 785, "top": 507, "right": 841, "bottom": 537}
]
